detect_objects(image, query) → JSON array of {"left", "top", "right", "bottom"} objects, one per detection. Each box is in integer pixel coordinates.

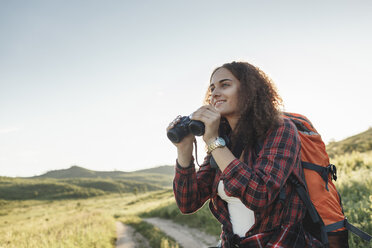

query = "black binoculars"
[{"left": 167, "top": 116, "right": 205, "bottom": 143}]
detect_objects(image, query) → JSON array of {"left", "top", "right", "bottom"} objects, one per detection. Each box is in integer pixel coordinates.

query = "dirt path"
[
  {"left": 143, "top": 217, "right": 219, "bottom": 248},
  {"left": 115, "top": 222, "right": 149, "bottom": 248}
]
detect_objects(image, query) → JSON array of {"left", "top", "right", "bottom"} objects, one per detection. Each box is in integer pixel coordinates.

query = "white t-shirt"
[{"left": 217, "top": 180, "right": 255, "bottom": 237}]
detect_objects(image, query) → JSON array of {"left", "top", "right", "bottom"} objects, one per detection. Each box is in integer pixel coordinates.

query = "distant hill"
[
  {"left": 33, "top": 165, "right": 128, "bottom": 179},
  {"left": 29, "top": 165, "right": 175, "bottom": 189},
  {"left": 33, "top": 165, "right": 174, "bottom": 179},
  {"left": 326, "top": 127, "right": 372, "bottom": 157}
]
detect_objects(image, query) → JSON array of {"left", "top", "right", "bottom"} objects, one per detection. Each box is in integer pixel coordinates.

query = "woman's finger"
[
  {"left": 166, "top": 115, "right": 182, "bottom": 131},
  {"left": 192, "top": 108, "right": 219, "bottom": 122}
]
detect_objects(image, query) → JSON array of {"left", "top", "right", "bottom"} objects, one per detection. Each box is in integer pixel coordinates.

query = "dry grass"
[{"left": 0, "top": 190, "right": 174, "bottom": 248}]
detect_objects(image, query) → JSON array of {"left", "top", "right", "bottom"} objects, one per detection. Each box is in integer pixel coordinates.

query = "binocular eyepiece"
[{"left": 167, "top": 116, "right": 205, "bottom": 143}]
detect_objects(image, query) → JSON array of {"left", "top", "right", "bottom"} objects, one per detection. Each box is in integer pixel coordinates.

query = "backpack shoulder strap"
[{"left": 288, "top": 174, "right": 329, "bottom": 245}]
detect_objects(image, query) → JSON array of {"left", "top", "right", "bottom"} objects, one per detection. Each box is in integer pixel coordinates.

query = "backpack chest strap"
[{"left": 302, "top": 162, "right": 337, "bottom": 191}]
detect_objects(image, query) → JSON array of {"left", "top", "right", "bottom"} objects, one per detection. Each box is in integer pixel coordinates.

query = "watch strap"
[{"left": 207, "top": 137, "right": 226, "bottom": 154}]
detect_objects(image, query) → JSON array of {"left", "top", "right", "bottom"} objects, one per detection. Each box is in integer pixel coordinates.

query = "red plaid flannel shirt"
[{"left": 173, "top": 118, "right": 322, "bottom": 247}]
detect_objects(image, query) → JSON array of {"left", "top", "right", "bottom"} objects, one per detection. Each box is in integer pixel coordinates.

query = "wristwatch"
[{"left": 207, "top": 137, "right": 226, "bottom": 154}]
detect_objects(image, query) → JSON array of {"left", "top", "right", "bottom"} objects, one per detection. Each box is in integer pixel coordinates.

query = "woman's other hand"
[{"left": 191, "top": 105, "right": 221, "bottom": 145}]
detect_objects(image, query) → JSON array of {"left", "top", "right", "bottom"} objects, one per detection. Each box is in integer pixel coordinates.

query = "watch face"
[
  {"left": 216, "top": 137, "right": 226, "bottom": 146},
  {"left": 207, "top": 137, "right": 226, "bottom": 153}
]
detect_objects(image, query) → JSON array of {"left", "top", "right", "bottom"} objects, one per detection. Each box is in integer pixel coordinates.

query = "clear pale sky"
[{"left": 1, "top": 1, "right": 371, "bottom": 177}]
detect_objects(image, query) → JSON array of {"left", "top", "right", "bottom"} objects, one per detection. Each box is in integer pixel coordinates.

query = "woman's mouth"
[{"left": 214, "top": 100, "right": 225, "bottom": 107}]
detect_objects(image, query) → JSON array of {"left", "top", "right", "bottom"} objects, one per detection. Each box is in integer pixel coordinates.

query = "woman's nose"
[{"left": 211, "top": 88, "right": 221, "bottom": 98}]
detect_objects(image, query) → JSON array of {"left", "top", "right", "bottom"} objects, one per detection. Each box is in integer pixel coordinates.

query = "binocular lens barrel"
[
  {"left": 166, "top": 116, "right": 205, "bottom": 143},
  {"left": 167, "top": 129, "right": 182, "bottom": 143},
  {"left": 189, "top": 121, "right": 205, "bottom": 136}
]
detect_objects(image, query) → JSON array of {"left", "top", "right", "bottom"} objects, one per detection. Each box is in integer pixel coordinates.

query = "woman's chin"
[{"left": 215, "top": 109, "right": 224, "bottom": 115}]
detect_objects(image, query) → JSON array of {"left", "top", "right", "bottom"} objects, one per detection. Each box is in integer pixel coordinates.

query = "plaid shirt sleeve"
[
  {"left": 173, "top": 155, "right": 216, "bottom": 214},
  {"left": 222, "top": 118, "right": 301, "bottom": 211}
]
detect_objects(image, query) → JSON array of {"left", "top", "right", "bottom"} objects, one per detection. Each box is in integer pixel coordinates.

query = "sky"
[{"left": 1, "top": 0, "right": 371, "bottom": 177}]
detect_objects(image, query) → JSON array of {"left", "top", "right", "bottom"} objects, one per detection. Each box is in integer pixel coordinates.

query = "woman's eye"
[{"left": 222, "top": 83, "right": 229, "bottom": 87}]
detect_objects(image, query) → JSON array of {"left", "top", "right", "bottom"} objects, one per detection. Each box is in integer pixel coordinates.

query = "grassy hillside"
[
  {"left": 0, "top": 163, "right": 174, "bottom": 200},
  {"left": 327, "top": 127, "right": 372, "bottom": 158},
  {"left": 0, "top": 177, "right": 163, "bottom": 200}
]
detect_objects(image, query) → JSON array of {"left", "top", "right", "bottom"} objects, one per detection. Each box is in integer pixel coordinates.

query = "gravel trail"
[
  {"left": 143, "top": 217, "right": 219, "bottom": 248},
  {"left": 115, "top": 221, "right": 149, "bottom": 248}
]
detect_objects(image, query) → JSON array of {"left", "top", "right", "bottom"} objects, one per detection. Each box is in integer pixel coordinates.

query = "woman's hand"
[
  {"left": 191, "top": 105, "right": 221, "bottom": 145},
  {"left": 166, "top": 115, "right": 195, "bottom": 148},
  {"left": 166, "top": 115, "right": 194, "bottom": 167},
  {"left": 192, "top": 106, "right": 236, "bottom": 172}
]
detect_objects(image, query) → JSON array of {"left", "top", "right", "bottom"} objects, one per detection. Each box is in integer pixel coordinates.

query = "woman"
[{"left": 168, "top": 61, "right": 322, "bottom": 247}]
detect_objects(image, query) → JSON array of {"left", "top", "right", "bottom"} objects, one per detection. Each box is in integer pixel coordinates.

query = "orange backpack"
[{"left": 283, "top": 112, "right": 371, "bottom": 246}]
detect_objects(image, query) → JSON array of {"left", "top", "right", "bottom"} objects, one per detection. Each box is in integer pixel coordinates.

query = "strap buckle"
[
  {"left": 302, "top": 162, "right": 338, "bottom": 191},
  {"left": 322, "top": 164, "right": 338, "bottom": 191},
  {"left": 328, "top": 164, "right": 337, "bottom": 181}
]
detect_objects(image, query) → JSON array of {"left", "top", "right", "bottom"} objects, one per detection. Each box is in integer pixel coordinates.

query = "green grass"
[
  {"left": 331, "top": 151, "right": 372, "bottom": 248},
  {"left": 0, "top": 199, "right": 116, "bottom": 248},
  {"left": 0, "top": 189, "right": 178, "bottom": 248}
]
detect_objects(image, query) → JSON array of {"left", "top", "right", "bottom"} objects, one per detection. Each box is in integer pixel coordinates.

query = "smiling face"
[{"left": 209, "top": 67, "right": 241, "bottom": 120}]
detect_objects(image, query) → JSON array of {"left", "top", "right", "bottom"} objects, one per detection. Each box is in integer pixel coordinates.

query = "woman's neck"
[{"left": 226, "top": 116, "right": 239, "bottom": 132}]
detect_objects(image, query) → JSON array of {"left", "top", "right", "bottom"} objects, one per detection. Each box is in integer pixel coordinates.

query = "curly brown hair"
[{"left": 205, "top": 61, "right": 283, "bottom": 149}]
